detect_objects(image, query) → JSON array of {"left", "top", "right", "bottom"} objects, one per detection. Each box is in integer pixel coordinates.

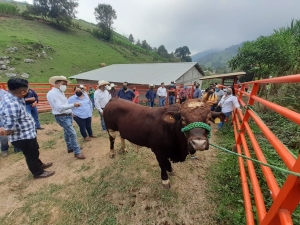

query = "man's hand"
[
  {"left": 74, "top": 103, "right": 81, "bottom": 107},
  {"left": 32, "top": 101, "right": 37, "bottom": 107},
  {"left": 0, "top": 128, "right": 14, "bottom": 136}
]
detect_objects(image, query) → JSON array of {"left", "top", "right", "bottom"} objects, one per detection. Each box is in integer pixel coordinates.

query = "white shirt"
[
  {"left": 47, "top": 87, "right": 74, "bottom": 115},
  {"left": 219, "top": 95, "right": 240, "bottom": 113},
  {"left": 157, "top": 87, "right": 167, "bottom": 97},
  {"left": 94, "top": 89, "right": 111, "bottom": 113}
]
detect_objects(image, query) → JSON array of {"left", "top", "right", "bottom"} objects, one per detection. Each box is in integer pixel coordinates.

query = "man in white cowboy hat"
[
  {"left": 46, "top": 76, "right": 85, "bottom": 159},
  {"left": 94, "top": 80, "right": 111, "bottom": 132},
  {"left": 109, "top": 83, "right": 118, "bottom": 98},
  {"left": 145, "top": 84, "right": 156, "bottom": 107}
]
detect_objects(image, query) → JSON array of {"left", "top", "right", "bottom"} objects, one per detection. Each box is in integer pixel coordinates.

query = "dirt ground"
[{"left": 0, "top": 117, "right": 220, "bottom": 225}]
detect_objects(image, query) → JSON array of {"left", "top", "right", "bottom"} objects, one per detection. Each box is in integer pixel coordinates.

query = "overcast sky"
[{"left": 21, "top": 0, "right": 300, "bottom": 55}]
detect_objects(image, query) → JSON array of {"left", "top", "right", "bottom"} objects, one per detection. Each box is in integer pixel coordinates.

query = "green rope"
[
  {"left": 181, "top": 122, "right": 211, "bottom": 138},
  {"left": 210, "top": 143, "right": 300, "bottom": 177}
]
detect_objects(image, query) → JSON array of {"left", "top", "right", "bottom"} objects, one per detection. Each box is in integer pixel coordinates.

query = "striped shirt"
[{"left": 0, "top": 92, "right": 36, "bottom": 142}]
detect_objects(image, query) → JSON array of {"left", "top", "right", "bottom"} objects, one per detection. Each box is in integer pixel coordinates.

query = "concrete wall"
[{"left": 175, "top": 67, "right": 203, "bottom": 87}]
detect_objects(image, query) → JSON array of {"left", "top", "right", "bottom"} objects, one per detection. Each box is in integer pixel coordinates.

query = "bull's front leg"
[
  {"left": 155, "top": 152, "right": 171, "bottom": 189},
  {"left": 108, "top": 130, "right": 116, "bottom": 158},
  {"left": 120, "top": 137, "right": 128, "bottom": 153}
]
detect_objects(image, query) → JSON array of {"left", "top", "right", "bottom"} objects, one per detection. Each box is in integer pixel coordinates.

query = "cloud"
[{"left": 18, "top": 0, "right": 300, "bottom": 54}]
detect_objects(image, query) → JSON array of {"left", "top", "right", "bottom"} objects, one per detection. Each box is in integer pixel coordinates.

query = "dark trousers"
[
  {"left": 180, "top": 97, "right": 187, "bottom": 104},
  {"left": 73, "top": 116, "right": 93, "bottom": 138},
  {"left": 11, "top": 138, "right": 44, "bottom": 176}
]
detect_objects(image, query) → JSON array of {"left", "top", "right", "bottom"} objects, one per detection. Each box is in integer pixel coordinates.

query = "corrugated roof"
[
  {"left": 69, "top": 62, "right": 203, "bottom": 85},
  {"left": 199, "top": 72, "right": 246, "bottom": 80}
]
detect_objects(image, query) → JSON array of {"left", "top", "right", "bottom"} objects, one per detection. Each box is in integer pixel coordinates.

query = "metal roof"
[
  {"left": 69, "top": 62, "right": 204, "bottom": 85},
  {"left": 199, "top": 72, "right": 246, "bottom": 80}
]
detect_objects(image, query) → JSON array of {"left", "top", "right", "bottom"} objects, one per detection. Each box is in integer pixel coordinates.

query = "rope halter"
[{"left": 181, "top": 122, "right": 211, "bottom": 138}]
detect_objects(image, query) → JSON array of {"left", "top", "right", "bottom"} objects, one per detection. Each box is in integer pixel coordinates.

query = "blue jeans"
[
  {"left": 0, "top": 122, "right": 21, "bottom": 153},
  {"left": 169, "top": 95, "right": 175, "bottom": 105},
  {"left": 26, "top": 105, "right": 41, "bottom": 128},
  {"left": 148, "top": 100, "right": 154, "bottom": 107},
  {"left": 218, "top": 111, "right": 232, "bottom": 129},
  {"left": 159, "top": 97, "right": 166, "bottom": 107},
  {"left": 0, "top": 136, "right": 9, "bottom": 152},
  {"left": 99, "top": 112, "right": 106, "bottom": 131},
  {"left": 55, "top": 115, "right": 82, "bottom": 155},
  {"left": 90, "top": 97, "right": 95, "bottom": 108}
]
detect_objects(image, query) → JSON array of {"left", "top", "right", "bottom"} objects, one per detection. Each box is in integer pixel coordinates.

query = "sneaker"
[{"left": 1, "top": 151, "right": 8, "bottom": 158}]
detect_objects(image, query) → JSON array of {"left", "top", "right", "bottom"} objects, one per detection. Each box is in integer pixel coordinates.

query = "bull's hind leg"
[
  {"left": 120, "top": 137, "right": 128, "bottom": 153},
  {"left": 108, "top": 129, "right": 117, "bottom": 158}
]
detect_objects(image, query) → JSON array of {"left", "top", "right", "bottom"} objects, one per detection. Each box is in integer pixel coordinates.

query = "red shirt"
[{"left": 133, "top": 91, "right": 139, "bottom": 103}]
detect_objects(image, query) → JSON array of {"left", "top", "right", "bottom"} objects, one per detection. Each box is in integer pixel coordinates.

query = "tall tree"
[
  {"left": 27, "top": 0, "right": 78, "bottom": 26},
  {"left": 128, "top": 34, "right": 134, "bottom": 43},
  {"left": 136, "top": 39, "right": 141, "bottom": 47},
  {"left": 94, "top": 4, "right": 117, "bottom": 41},
  {"left": 157, "top": 45, "right": 168, "bottom": 58},
  {"left": 174, "top": 46, "right": 191, "bottom": 61},
  {"left": 141, "top": 40, "right": 152, "bottom": 51}
]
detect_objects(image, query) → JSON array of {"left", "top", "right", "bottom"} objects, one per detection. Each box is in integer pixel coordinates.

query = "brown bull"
[{"left": 103, "top": 98, "right": 225, "bottom": 188}]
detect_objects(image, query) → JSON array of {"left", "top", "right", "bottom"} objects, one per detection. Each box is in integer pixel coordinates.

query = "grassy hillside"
[
  {"left": 0, "top": 16, "right": 164, "bottom": 83},
  {"left": 197, "top": 42, "right": 245, "bottom": 69}
]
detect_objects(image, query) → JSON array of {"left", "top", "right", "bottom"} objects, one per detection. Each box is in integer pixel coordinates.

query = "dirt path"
[{"left": 0, "top": 119, "right": 220, "bottom": 225}]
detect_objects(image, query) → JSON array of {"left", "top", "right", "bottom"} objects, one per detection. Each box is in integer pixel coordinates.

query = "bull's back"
[{"left": 104, "top": 99, "right": 164, "bottom": 146}]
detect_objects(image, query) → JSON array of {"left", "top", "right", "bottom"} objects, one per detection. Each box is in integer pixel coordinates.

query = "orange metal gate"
[{"left": 232, "top": 74, "right": 300, "bottom": 225}]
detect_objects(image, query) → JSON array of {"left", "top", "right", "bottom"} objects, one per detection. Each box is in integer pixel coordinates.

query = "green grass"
[
  {"left": 209, "top": 115, "right": 300, "bottom": 224},
  {"left": 0, "top": 17, "right": 164, "bottom": 83}
]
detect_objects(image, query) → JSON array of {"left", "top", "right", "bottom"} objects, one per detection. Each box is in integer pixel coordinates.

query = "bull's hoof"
[
  {"left": 162, "top": 179, "right": 171, "bottom": 189},
  {"left": 109, "top": 151, "right": 115, "bottom": 158},
  {"left": 167, "top": 171, "right": 176, "bottom": 176}
]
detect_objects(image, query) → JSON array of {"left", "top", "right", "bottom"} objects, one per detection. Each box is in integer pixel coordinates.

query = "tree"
[
  {"left": 27, "top": 0, "right": 78, "bottom": 26},
  {"left": 174, "top": 46, "right": 191, "bottom": 61},
  {"left": 157, "top": 45, "right": 168, "bottom": 58},
  {"left": 94, "top": 4, "right": 117, "bottom": 41},
  {"left": 128, "top": 34, "right": 134, "bottom": 43},
  {"left": 136, "top": 39, "right": 141, "bottom": 47},
  {"left": 141, "top": 40, "right": 152, "bottom": 51}
]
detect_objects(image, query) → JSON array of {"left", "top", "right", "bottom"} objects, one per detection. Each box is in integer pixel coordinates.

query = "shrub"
[{"left": 0, "top": 3, "right": 18, "bottom": 15}]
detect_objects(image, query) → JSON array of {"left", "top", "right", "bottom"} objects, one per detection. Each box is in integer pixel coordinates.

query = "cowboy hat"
[
  {"left": 79, "top": 84, "right": 86, "bottom": 89},
  {"left": 149, "top": 84, "right": 155, "bottom": 88},
  {"left": 110, "top": 83, "right": 117, "bottom": 88},
  {"left": 98, "top": 80, "right": 110, "bottom": 87},
  {"left": 49, "top": 76, "right": 71, "bottom": 86}
]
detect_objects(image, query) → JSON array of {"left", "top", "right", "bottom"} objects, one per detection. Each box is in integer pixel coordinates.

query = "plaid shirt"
[{"left": 0, "top": 92, "right": 36, "bottom": 142}]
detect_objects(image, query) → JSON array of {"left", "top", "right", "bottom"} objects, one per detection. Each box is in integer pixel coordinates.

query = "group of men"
[{"left": 0, "top": 77, "right": 210, "bottom": 179}]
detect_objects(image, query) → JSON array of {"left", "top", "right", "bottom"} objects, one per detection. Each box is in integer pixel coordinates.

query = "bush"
[{"left": 0, "top": 3, "right": 18, "bottom": 15}]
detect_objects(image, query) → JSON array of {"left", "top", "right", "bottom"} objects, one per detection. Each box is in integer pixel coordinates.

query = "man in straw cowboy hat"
[
  {"left": 46, "top": 76, "right": 85, "bottom": 159},
  {"left": 145, "top": 84, "right": 156, "bottom": 107},
  {"left": 109, "top": 83, "right": 118, "bottom": 98},
  {"left": 94, "top": 80, "right": 111, "bottom": 132}
]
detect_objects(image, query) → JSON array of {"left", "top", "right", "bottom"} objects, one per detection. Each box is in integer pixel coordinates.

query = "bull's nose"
[{"left": 190, "top": 139, "right": 208, "bottom": 151}]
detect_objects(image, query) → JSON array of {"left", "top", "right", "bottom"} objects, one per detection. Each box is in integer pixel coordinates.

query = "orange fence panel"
[{"left": 232, "top": 74, "right": 300, "bottom": 224}]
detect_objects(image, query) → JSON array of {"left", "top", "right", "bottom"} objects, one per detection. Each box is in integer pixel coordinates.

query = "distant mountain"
[
  {"left": 197, "top": 42, "right": 245, "bottom": 69},
  {"left": 191, "top": 48, "right": 220, "bottom": 62}
]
